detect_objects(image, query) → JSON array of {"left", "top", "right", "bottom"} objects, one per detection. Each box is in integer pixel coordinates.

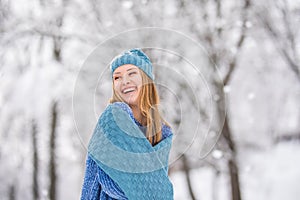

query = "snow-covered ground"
[
  {"left": 170, "top": 142, "right": 300, "bottom": 200},
  {"left": 240, "top": 142, "right": 300, "bottom": 200}
]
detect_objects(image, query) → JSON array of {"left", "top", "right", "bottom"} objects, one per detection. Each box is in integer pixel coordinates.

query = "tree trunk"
[
  {"left": 9, "top": 185, "right": 15, "bottom": 200},
  {"left": 32, "top": 119, "right": 39, "bottom": 200},
  {"left": 222, "top": 117, "right": 241, "bottom": 200},
  {"left": 49, "top": 102, "right": 58, "bottom": 200},
  {"left": 212, "top": 169, "right": 220, "bottom": 200},
  {"left": 229, "top": 159, "right": 241, "bottom": 200},
  {"left": 182, "top": 154, "right": 196, "bottom": 200}
]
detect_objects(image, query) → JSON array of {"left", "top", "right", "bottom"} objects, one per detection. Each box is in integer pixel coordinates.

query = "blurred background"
[{"left": 0, "top": 0, "right": 300, "bottom": 199}]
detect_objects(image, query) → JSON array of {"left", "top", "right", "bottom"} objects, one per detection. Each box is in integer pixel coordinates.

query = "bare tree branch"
[
  {"left": 224, "top": 0, "right": 250, "bottom": 85},
  {"left": 257, "top": 0, "right": 300, "bottom": 82}
]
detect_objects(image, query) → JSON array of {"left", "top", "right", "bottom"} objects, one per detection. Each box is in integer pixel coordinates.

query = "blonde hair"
[{"left": 110, "top": 70, "right": 167, "bottom": 145}]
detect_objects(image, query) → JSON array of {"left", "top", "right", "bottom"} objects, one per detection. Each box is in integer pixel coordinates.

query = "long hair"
[{"left": 110, "top": 70, "right": 166, "bottom": 145}]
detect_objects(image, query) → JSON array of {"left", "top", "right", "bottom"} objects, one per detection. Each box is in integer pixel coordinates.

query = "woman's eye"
[
  {"left": 129, "top": 72, "right": 137, "bottom": 76},
  {"left": 114, "top": 76, "right": 120, "bottom": 81}
]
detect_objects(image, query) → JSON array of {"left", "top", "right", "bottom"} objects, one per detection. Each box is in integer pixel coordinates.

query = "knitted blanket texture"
[{"left": 87, "top": 102, "right": 173, "bottom": 200}]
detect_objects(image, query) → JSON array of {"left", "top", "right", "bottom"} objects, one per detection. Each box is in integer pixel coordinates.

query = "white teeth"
[{"left": 123, "top": 88, "right": 135, "bottom": 94}]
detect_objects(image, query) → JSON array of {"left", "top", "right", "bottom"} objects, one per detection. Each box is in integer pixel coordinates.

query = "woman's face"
[{"left": 113, "top": 64, "right": 143, "bottom": 106}]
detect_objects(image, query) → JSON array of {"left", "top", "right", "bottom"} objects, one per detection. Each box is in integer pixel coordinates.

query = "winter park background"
[{"left": 1, "top": 0, "right": 300, "bottom": 200}]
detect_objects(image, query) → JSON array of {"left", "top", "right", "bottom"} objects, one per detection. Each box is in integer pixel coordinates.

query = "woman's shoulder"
[
  {"left": 111, "top": 102, "right": 132, "bottom": 113},
  {"left": 101, "top": 102, "right": 134, "bottom": 118},
  {"left": 99, "top": 102, "right": 135, "bottom": 125},
  {"left": 162, "top": 123, "right": 173, "bottom": 139},
  {"left": 104, "top": 102, "right": 132, "bottom": 114}
]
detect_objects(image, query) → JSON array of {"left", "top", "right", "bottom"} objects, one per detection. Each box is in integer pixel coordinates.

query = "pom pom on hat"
[{"left": 111, "top": 48, "right": 154, "bottom": 80}]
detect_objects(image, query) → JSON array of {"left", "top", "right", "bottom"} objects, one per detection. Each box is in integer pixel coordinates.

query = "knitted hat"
[{"left": 111, "top": 48, "right": 154, "bottom": 80}]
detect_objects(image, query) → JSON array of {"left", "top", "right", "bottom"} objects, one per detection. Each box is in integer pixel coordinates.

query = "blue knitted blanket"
[{"left": 88, "top": 102, "right": 174, "bottom": 200}]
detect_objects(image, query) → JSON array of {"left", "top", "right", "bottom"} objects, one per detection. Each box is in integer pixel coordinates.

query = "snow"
[
  {"left": 170, "top": 143, "right": 300, "bottom": 200},
  {"left": 223, "top": 85, "right": 231, "bottom": 93},
  {"left": 1, "top": 0, "right": 300, "bottom": 199},
  {"left": 171, "top": 166, "right": 229, "bottom": 200},
  {"left": 247, "top": 92, "right": 255, "bottom": 100},
  {"left": 122, "top": 1, "right": 133, "bottom": 9},
  {"left": 240, "top": 143, "right": 300, "bottom": 200},
  {"left": 170, "top": 171, "right": 191, "bottom": 200},
  {"left": 212, "top": 149, "right": 224, "bottom": 159}
]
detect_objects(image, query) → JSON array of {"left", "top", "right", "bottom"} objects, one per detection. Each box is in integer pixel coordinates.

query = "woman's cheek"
[{"left": 114, "top": 83, "right": 121, "bottom": 95}]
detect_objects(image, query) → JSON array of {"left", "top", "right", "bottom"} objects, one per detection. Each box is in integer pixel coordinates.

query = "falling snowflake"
[
  {"left": 212, "top": 149, "right": 223, "bottom": 159},
  {"left": 122, "top": 0, "right": 133, "bottom": 9},
  {"left": 247, "top": 92, "right": 255, "bottom": 100}
]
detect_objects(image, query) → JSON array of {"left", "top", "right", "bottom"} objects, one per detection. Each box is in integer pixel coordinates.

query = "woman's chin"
[{"left": 123, "top": 97, "right": 138, "bottom": 106}]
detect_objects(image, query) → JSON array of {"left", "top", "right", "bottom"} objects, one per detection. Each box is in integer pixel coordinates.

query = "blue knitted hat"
[{"left": 111, "top": 48, "right": 154, "bottom": 80}]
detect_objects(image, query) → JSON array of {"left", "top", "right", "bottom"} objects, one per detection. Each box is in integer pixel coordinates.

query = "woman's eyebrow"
[
  {"left": 113, "top": 68, "right": 137, "bottom": 75},
  {"left": 127, "top": 68, "right": 137, "bottom": 71}
]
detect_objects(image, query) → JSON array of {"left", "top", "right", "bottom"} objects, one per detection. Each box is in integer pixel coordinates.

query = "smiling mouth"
[{"left": 122, "top": 87, "right": 136, "bottom": 94}]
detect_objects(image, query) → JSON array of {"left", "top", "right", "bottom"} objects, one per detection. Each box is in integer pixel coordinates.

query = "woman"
[{"left": 80, "top": 49, "right": 174, "bottom": 200}]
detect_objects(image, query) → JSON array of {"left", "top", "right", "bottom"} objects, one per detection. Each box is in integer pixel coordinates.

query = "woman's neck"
[{"left": 130, "top": 105, "right": 145, "bottom": 125}]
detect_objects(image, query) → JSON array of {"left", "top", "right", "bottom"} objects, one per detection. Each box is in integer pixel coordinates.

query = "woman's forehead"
[{"left": 113, "top": 64, "right": 138, "bottom": 74}]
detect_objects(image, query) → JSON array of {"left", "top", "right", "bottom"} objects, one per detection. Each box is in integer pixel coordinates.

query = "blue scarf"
[{"left": 88, "top": 102, "right": 174, "bottom": 200}]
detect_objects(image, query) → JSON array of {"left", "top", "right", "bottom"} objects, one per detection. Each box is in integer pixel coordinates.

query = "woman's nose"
[{"left": 122, "top": 75, "right": 130, "bottom": 85}]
